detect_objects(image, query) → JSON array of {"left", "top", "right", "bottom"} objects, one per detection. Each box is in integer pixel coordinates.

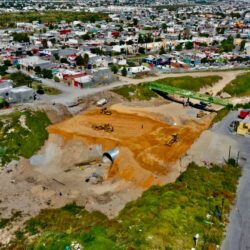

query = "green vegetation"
[
  {"left": 10, "top": 162, "right": 240, "bottom": 249},
  {"left": 0, "top": 110, "right": 51, "bottom": 166},
  {"left": 8, "top": 72, "right": 32, "bottom": 87},
  {"left": 112, "top": 75, "right": 222, "bottom": 101},
  {"left": 0, "top": 98, "right": 9, "bottom": 109},
  {"left": 212, "top": 105, "right": 232, "bottom": 124},
  {"left": 32, "top": 83, "right": 61, "bottom": 95},
  {"left": 12, "top": 32, "right": 30, "bottom": 43},
  {"left": 113, "top": 83, "right": 157, "bottom": 101},
  {"left": 156, "top": 75, "right": 222, "bottom": 91},
  {"left": 220, "top": 36, "right": 235, "bottom": 52},
  {"left": 223, "top": 72, "right": 250, "bottom": 97},
  {"left": 0, "top": 11, "right": 109, "bottom": 28},
  {"left": 0, "top": 211, "right": 22, "bottom": 229}
]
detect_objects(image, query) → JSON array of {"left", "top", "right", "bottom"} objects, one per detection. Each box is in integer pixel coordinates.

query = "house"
[
  {"left": 127, "top": 65, "right": 151, "bottom": 74},
  {"left": 91, "top": 67, "right": 114, "bottom": 83},
  {"left": 19, "top": 56, "right": 53, "bottom": 70},
  {"left": 10, "top": 86, "right": 34, "bottom": 103},
  {"left": 237, "top": 116, "right": 250, "bottom": 136}
]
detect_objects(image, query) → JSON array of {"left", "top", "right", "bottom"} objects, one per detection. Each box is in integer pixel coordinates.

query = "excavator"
[
  {"left": 100, "top": 107, "right": 112, "bottom": 115},
  {"left": 165, "top": 133, "right": 180, "bottom": 147},
  {"left": 92, "top": 123, "right": 114, "bottom": 133}
]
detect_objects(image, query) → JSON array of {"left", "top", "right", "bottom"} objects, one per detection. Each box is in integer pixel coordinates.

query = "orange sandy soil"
[{"left": 48, "top": 106, "right": 212, "bottom": 189}]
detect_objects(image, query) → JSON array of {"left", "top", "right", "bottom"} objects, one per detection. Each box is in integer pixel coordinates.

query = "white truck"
[{"left": 96, "top": 98, "right": 108, "bottom": 107}]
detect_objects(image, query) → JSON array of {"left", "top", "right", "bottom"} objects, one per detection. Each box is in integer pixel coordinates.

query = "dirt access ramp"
[{"left": 48, "top": 103, "right": 213, "bottom": 189}]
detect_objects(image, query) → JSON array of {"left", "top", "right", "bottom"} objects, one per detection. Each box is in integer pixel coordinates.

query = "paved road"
[
  {"left": 212, "top": 112, "right": 250, "bottom": 250},
  {"left": 37, "top": 70, "right": 247, "bottom": 105}
]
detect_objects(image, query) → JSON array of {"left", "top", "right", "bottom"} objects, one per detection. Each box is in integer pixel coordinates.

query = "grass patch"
[
  {"left": 0, "top": 11, "right": 109, "bottom": 28},
  {"left": 212, "top": 105, "right": 232, "bottom": 124},
  {"left": 9, "top": 162, "right": 241, "bottom": 250},
  {"left": 223, "top": 72, "right": 250, "bottom": 97},
  {"left": 112, "top": 75, "right": 222, "bottom": 101},
  {"left": 156, "top": 75, "right": 222, "bottom": 91},
  {"left": 0, "top": 110, "right": 51, "bottom": 166},
  {"left": 32, "top": 83, "right": 61, "bottom": 95},
  {"left": 0, "top": 211, "right": 22, "bottom": 229}
]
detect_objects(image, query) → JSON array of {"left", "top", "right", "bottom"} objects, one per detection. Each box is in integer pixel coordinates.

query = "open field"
[
  {"left": 112, "top": 75, "right": 222, "bottom": 101},
  {"left": 0, "top": 11, "right": 109, "bottom": 28},
  {"left": 49, "top": 102, "right": 213, "bottom": 188},
  {"left": 7, "top": 162, "right": 241, "bottom": 250},
  {"left": 0, "top": 110, "right": 51, "bottom": 166},
  {"left": 223, "top": 72, "right": 250, "bottom": 97}
]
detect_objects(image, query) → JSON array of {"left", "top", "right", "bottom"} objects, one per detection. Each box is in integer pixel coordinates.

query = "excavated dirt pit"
[
  {"left": 49, "top": 102, "right": 213, "bottom": 189},
  {"left": 0, "top": 102, "right": 215, "bottom": 244}
]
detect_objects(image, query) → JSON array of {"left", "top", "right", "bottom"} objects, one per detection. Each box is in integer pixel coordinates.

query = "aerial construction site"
[
  {"left": 1, "top": 69, "right": 250, "bottom": 249},
  {"left": 0, "top": 87, "right": 216, "bottom": 238}
]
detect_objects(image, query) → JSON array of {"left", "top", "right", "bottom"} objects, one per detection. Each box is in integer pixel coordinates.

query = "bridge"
[{"left": 149, "top": 82, "right": 230, "bottom": 106}]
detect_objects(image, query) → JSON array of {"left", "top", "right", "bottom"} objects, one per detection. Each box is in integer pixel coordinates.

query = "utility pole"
[
  {"left": 237, "top": 151, "right": 240, "bottom": 165},
  {"left": 228, "top": 145, "right": 231, "bottom": 161}
]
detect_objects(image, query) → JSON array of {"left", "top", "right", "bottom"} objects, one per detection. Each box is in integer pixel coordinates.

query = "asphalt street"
[{"left": 216, "top": 112, "right": 250, "bottom": 250}]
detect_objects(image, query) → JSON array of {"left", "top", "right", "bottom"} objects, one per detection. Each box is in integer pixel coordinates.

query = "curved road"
[{"left": 38, "top": 70, "right": 248, "bottom": 105}]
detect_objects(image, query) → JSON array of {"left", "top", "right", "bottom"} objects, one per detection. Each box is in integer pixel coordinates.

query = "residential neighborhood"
[{"left": 0, "top": 1, "right": 250, "bottom": 250}]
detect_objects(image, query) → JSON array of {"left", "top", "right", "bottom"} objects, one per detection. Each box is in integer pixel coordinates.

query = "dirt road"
[{"left": 38, "top": 70, "right": 248, "bottom": 105}]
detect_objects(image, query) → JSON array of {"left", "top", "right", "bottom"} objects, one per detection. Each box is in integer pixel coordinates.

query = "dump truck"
[{"left": 96, "top": 98, "right": 108, "bottom": 107}]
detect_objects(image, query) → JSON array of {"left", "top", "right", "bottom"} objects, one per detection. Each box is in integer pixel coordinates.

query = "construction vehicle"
[
  {"left": 92, "top": 123, "right": 114, "bottom": 133},
  {"left": 165, "top": 133, "right": 180, "bottom": 147},
  {"left": 197, "top": 111, "right": 206, "bottom": 118},
  {"left": 96, "top": 98, "right": 108, "bottom": 107},
  {"left": 100, "top": 107, "right": 112, "bottom": 115}
]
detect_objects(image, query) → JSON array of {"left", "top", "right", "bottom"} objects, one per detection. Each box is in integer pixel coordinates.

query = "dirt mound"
[{"left": 49, "top": 104, "right": 212, "bottom": 189}]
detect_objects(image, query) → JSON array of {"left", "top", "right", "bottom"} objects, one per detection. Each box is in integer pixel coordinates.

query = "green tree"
[
  {"left": 3, "top": 60, "right": 12, "bottom": 67},
  {"left": 75, "top": 55, "right": 84, "bottom": 66},
  {"left": 81, "top": 33, "right": 91, "bottom": 40},
  {"left": 90, "top": 48, "right": 103, "bottom": 55},
  {"left": 12, "top": 32, "right": 30, "bottom": 43},
  {"left": 54, "top": 53, "right": 59, "bottom": 61},
  {"left": 133, "top": 18, "right": 138, "bottom": 26},
  {"left": 200, "top": 42, "right": 208, "bottom": 47},
  {"left": 111, "top": 65, "right": 118, "bottom": 74},
  {"left": 34, "top": 66, "right": 41, "bottom": 75},
  {"left": 138, "top": 47, "right": 145, "bottom": 54},
  {"left": 41, "top": 69, "right": 52, "bottom": 79},
  {"left": 175, "top": 43, "right": 183, "bottom": 51},
  {"left": 0, "top": 65, "right": 7, "bottom": 75},
  {"left": 138, "top": 34, "right": 144, "bottom": 44},
  {"left": 220, "top": 36, "right": 235, "bottom": 52},
  {"left": 201, "top": 57, "right": 208, "bottom": 64},
  {"left": 185, "top": 41, "right": 194, "bottom": 50},
  {"left": 121, "top": 67, "right": 127, "bottom": 77},
  {"left": 60, "top": 58, "right": 69, "bottom": 64},
  {"left": 83, "top": 54, "right": 89, "bottom": 67},
  {"left": 240, "top": 40, "right": 246, "bottom": 51},
  {"left": 161, "top": 23, "right": 167, "bottom": 30}
]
